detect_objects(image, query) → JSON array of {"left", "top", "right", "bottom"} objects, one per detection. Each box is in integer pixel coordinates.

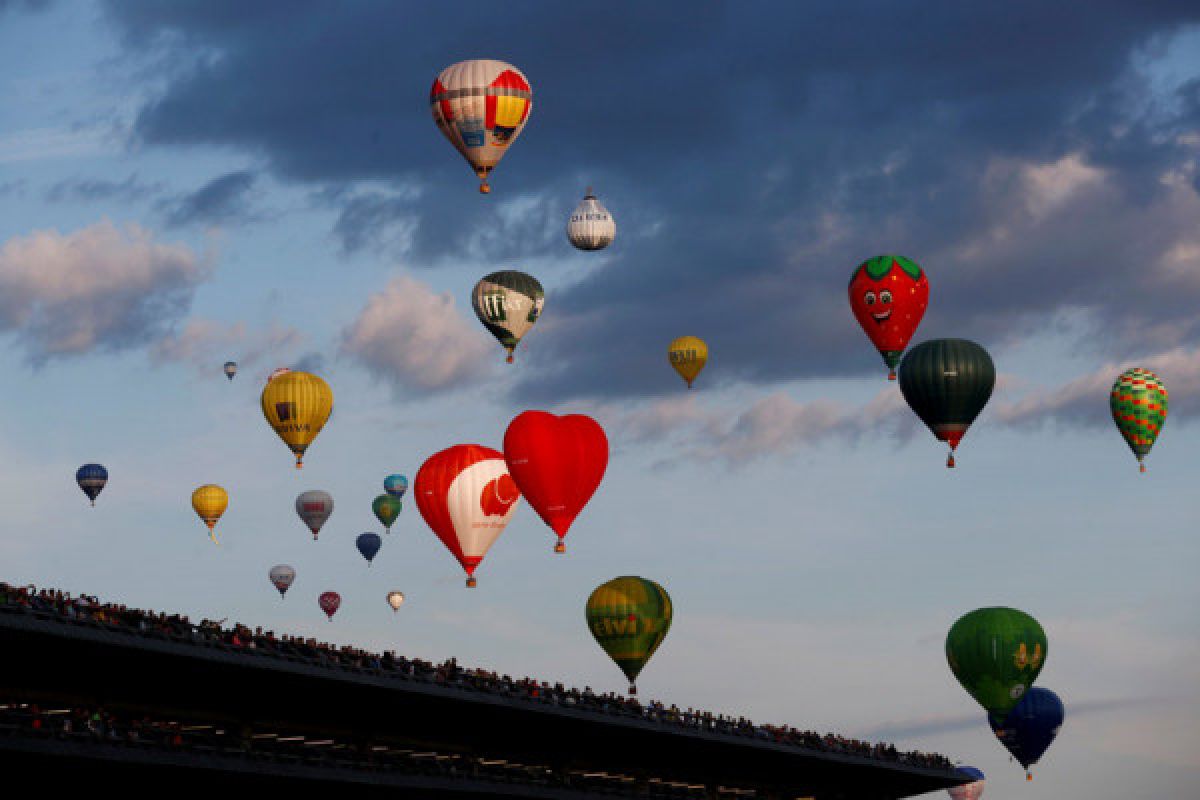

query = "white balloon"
[
  {"left": 567, "top": 188, "right": 616, "bottom": 251},
  {"left": 269, "top": 565, "right": 296, "bottom": 597},
  {"left": 387, "top": 591, "right": 405, "bottom": 612},
  {"left": 295, "top": 490, "right": 333, "bottom": 540}
]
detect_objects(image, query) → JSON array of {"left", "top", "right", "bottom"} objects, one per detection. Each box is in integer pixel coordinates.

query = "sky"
[{"left": 1, "top": 1, "right": 1199, "bottom": 796}]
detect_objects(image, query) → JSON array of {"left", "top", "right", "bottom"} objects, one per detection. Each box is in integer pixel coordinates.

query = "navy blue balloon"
[
  {"left": 356, "top": 532, "right": 382, "bottom": 565},
  {"left": 75, "top": 464, "right": 108, "bottom": 506},
  {"left": 988, "top": 687, "right": 1064, "bottom": 775}
]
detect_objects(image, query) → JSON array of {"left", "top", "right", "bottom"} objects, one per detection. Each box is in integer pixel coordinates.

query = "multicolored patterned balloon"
[{"left": 1110, "top": 368, "right": 1167, "bottom": 473}]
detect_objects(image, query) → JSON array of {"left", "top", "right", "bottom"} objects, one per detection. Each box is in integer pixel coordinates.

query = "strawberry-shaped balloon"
[
  {"left": 414, "top": 444, "right": 521, "bottom": 587},
  {"left": 848, "top": 255, "right": 929, "bottom": 380}
]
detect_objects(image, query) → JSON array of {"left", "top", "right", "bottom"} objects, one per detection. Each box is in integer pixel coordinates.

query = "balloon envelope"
[
  {"left": 898, "top": 339, "right": 995, "bottom": 466},
  {"left": 373, "top": 494, "right": 402, "bottom": 533},
  {"left": 387, "top": 591, "right": 405, "bottom": 612},
  {"left": 223, "top": 361, "right": 237, "bottom": 381},
  {"left": 356, "top": 532, "right": 382, "bottom": 565},
  {"left": 414, "top": 444, "right": 521, "bottom": 587},
  {"left": 848, "top": 255, "right": 929, "bottom": 379},
  {"left": 430, "top": 59, "right": 532, "bottom": 193},
  {"left": 946, "top": 607, "right": 1047, "bottom": 718},
  {"left": 383, "top": 474, "right": 409, "bottom": 499},
  {"left": 472, "top": 271, "right": 544, "bottom": 363},
  {"left": 191, "top": 485, "right": 228, "bottom": 542},
  {"left": 269, "top": 565, "right": 295, "bottom": 597},
  {"left": 586, "top": 576, "right": 672, "bottom": 695},
  {"left": 668, "top": 336, "right": 708, "bottom": 389},
  {"left": 76, "top": 463, "right": 108, "bottom": 506},
  {"left": 318, "top": 591, "right": 341, "bottom": 620},
  {"left": 503, "top": 411, "right": 608, "bottom": 552},
  {"left": 295, "top": 490, "right": 333, "bottom": 540},
  {"left": 989, "top": 687, "right": 1064, "bottom": 774},
  {"left": 567, "top": 188, "right": 616, "bottom": 251},
  {"left": 946, "top": 767, "right": 985, "bottom": 800},
  {"left": 260, "top": 371, "right": 333, "bottom": 468},
  {"left": 1110, "top": 367, "right": 1167, "bottom": 472}
]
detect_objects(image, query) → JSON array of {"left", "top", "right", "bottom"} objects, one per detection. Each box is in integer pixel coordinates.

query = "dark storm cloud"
[
  {"left": 160, "top": 169, "right": 258, "bottom": 228},
  {"left": 45, "top": 174, "right": 164, "bottom": 204},
  {"left": 101, "top": 1, "right": 1200, "bottom": 400}
]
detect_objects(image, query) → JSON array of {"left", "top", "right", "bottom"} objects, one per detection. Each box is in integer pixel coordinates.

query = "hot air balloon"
[
  {"left": 387, "top": 591, "right": 405, "bottom": 612},
  {"left": 76, "top": 463, "right": 108, "bottom": 507},
  {"left": 384, "top": 474, "right": 409, "bottom": 500},
  {"left": 430, "top": 59, "right": 532, "bottom": 194},
  {"left": 899, "top": 339, "right": 995, "bottom": 467},
  {"left": 295, "top": 490, "right": 333, "bottom": 541},
  {"left": 260, "top": 371, "right": 333, "bottom": 468},
  {"left": 848, "top": 255, "right": 929, "bottom": 380},
  {"left": 503, "top": 411, "right": 608, "bottom": 553},
  {"left": 357, "top": 532, "right": 382, "bottom": 566},
  {"left": 1110, "top": 367, "right": 1167, "bottom": 473},
  {"left": 586, "top": 576, "right": 672, "bottom": 696},
  {"left": 947, "top": 767, "right": 985, "bottom": 800},
  {"left": 223, "top": 361, "right": 237, "bottom": 381},
  {"left": 567, "top": 188, "right": 616, "bottom": 251},
  {"left": 373, "top": 494, "right": 402, "bottom": 533},
  {"left": 191, "top": 484, "right": 228, "bottom": 543},
  {"left": 668, "top": 336, "right": 708, "bottom": 389},
  {"left": 471, "top": 270, "right": 544, "bottom": 364},
  {"left": 989, "top": 687, "right": 1063, "bottom": 781},
  {"left": 946, "top": 607, "right": 1047, "bottom": 719},
  {"left": 269, "top": 565, "right": 295, "bottom": 598},
  {"left": 318, "top": 591, "right": 341, "bottom": 620},
  {"left": 267, "top": 366, "right": 291, "bottom": 383},
  {"left": 414, "top": 444, "right": 521, "bottom": 587}
]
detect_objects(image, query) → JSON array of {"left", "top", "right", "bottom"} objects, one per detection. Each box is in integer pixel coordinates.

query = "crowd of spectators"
[{"left": 0, "top": 582, "right": 955, "bottom": 773}]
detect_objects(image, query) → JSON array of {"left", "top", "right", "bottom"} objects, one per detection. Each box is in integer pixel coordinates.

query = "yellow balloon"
[
  {"left": 260, "top": 371, "right": 333, "bottom": 468},
  {"left": 668, "top": 336, "right": 708, "bottom": 389},
  {"left": 191, "top": 484, "right": 228, "bottom": 543}
]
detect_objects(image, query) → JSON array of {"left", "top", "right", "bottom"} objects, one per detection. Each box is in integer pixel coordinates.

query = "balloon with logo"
[
  {"left": 191, "top": 484, "right": 228, "bottom": 543},
  {"left": 989, "top": 687, "right": 1064, "bottom": 781},
  {"left": 472, "top": 271, "right": 545, "bottom": 364},
  {"left": 387, "top": 591, "right": 405, "bottom": 612},
  {"left": 356, "top": 532, "right": 382, "bottom": 566},
  {"left": 430, "top": 59, "right": 532, "bottom": 194},
  {"left": 668, "top": 336, "right": 708, "bottom": 389},
  {"left": 414, "top": 444, "right": 521, "bottom": 588},
  {"left": 947, "top": 767, "right": 985, "bottom": 800},
  {"left": 946, "top": 607, "right": 1047, "bottom": 719},
  {"left": 586, "top": 576, "right": 672, "bottom": 696},
  {"left": 373, "top": 494, "right": 402, "bottom": 533},
  {"left": 295, "top": 490, "right": 333, "bottom": 541},
  {"left": 848, "top": 255, "right": 929, "bottom": 380},
  {"left": 1110, "top": 367, "right": 1168, "bottom": 473},
  {"left": 260, "top": 371, "right": 333, "bottom": 468},
  {"left": 318, "top": 591, "right": 341, "bottom": 621},
  {"left": 899, "top": 339, "right": 995, "bottom": 467},
  {"left": 504, "top": 411, "right": 608, "bottom": 553},
  {"left": 567, "top": 188, "right": 616, "bottom": 251},
  {"left": 383, "top": 474, "right": 409, "bottom": 500},
  {"left": 76, "top": 463, "right": 108, "bottom": 507},
  {"left": 269, "top": 565, "right": 295, "bottom": 598},
  {"left": 223, "top": 361, "right": 237, "bottom": 381}
]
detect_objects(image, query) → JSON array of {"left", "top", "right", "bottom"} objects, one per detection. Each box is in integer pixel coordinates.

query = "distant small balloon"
[
  {"left": 295, "top": 490, "right": 333, "bottom": 540},
  {"left": 269, "top": 565, "right": 295, "bottom": 598},
  {"left": 947, "top": 767, "right": 985, "bottom": 800},
  {"left": 319, "top": 591, "right": 341, "bottom": 620},
  {"left": 373, "top": 494, "right": 402, "bottom": 533},
  {"left": 567, "top": 188, "right": 616, "bottom": 251},
  {"left": 668, "top": 336, "right": 708, "bottom": 389},
  {"left": 357, "top": 532, "right": 382, "bottom": 565},
  {"left": 383, "top": 474, "right": 409, "bottom": 499},
  {"left": 76, "top": 463, "right": 108, "bottom": 507},
  {"left": 223, "top": 361, "right": 237, "bottom": 381},
  {"left": 191, "top": 485, "right": 228, "bottom": 543},
  {"left": 387, "top": 591, "right": 405, "bottom": 612}
]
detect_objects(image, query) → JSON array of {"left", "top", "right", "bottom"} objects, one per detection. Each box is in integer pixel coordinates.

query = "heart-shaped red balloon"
[{"left": 503, "top": 411, "right": 608, "bottom": 551}]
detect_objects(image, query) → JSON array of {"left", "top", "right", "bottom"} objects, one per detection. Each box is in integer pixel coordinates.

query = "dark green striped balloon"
[
  {"left": 946, "top": 607, "right": 1047, "bottom": 718},
  {"left": 898, "top": 339, "right": 995, "bottom": 467},
  {"left": 586, "top": 576, "right": 672, "bottom": 695}
]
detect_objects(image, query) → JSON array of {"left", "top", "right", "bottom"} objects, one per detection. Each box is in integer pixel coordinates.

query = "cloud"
[
  {"left": 0, "top": 220, "right": 209, "bottom": 364},
  {"left": 151, "top": 318, "right": 302, "bottom": 374},
  {"left": 340, "top": 275, "right": 491, "bottom": 393},
  {"left": 46, "top": 174, "right": 164, "bottom": 204},
  {"left": 160, "top": 170, "right": 258, "bottom": 228}
]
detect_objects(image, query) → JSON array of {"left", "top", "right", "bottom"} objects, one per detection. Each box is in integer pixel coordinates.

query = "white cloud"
[
  {"left": 151, "top": 318, "right": 303, "bottom": 374},
  {"left": 340, "top": 275, "right": 491, "bottom": 393},
  {"left": 0, "top": 220, "right": 209, "bottom": 364}
]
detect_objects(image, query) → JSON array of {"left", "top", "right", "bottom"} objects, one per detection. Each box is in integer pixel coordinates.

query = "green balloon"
[
  {"left": 946, "top": 607, "right": 1047, "bottom": 718},
  {"left": 586, "top": 576, "right": 672, "bottom": 695},
  {"left": 898, "top": 339, "right": 995, "bottom": 466},
  {"left": 372, "top": 494, "right": 401, "bottom": 533}
]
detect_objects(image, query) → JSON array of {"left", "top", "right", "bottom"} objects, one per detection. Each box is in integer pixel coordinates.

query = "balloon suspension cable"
[
  {"left": 90, "top": 500, "right": 95, "bottom": 508},
  {"left": 686, "top": 380, "right": 694, "bottom": 390},
  {"left": 554, "top": 540, "right": 566, "bottom": 554}
]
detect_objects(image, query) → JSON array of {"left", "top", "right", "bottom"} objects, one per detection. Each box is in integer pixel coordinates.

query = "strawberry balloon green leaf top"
[
  {"left": 1110, "top": 367, "right": 1167, "bottom": 473},
  {"left": 946, "top": 607, "right": 1047, "bottom": 719},
  {"left": 848, "top": 255, "right": 929, "bottom": 380}
]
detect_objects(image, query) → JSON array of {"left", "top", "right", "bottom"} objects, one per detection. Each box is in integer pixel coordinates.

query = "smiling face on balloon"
[{"left": 848, "top": 255, "right": 929, "bottom": 376}]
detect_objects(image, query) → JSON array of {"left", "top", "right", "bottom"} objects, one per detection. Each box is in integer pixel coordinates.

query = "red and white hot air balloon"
[
  {"left": 414, "top": 444, "right": 521, "bottom": 587},
  {"left": 504, "top": 411, "right": 608, "bottom": 553},
  {"left": 318, "top": 591, "right": 341, "bottom": 620}
]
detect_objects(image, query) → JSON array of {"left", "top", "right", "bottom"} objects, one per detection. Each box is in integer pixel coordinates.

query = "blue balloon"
[
  {"left": 356, "top": 532, "right": 382, "bottom": 565},
  {"left": 988, "top": 687, "right": 1064, "bottom": 776},
  {"left": 76, "top": 464, "right": 108, "bottom": 506},
  {"left": 383, "top": 474, "right": 409, "bottom": 499},
  {"left": 957, "top": 767, "right": 985, "bottom": 781}
]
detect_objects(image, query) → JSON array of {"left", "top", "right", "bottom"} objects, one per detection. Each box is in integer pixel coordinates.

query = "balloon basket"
[
  {"left": 1140, "top": 463, "right": 1146, "bottom": 473},
  {"left": 480, "top": 182, "right": 491, "bottom": 194},
  {"left": 628, "top": 684, "right": 637, "bottom": 696},
  {"left": 466, "top": 576, "right": 477, "bottom": 589},
  {"left": 505, "top": 353, "right": 514, "bottom": 364},
  {"left": 946, "top": 453, "right": 956, "bottom": 468},
  {"left": 554, "top": 541, "right": 565, "bottom": 554},
  {"left": 888, "top": 370, "right": 897, "bottom": 381},
  {"left": 1026, "top": 773, "right": 1032, "bottom": 782}
]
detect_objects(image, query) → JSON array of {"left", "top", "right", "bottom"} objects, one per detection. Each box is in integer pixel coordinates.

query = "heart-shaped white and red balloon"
[
  {"left": 503, "top": 411, "right": 608, "bottom": 553},
  {"left": 414, "top": 444, "right": 522, "bottom": 587}
]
